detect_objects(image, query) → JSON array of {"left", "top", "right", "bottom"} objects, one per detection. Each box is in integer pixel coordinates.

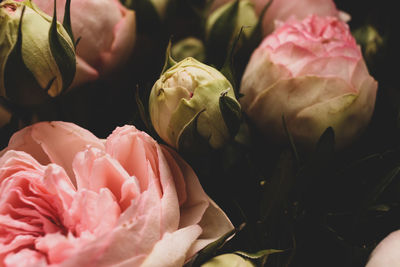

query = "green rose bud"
[
  {"left": 206, "top": 0, "right": 258, "bottom": 41},
  {"left": 0, "top": 0, "right": 75, "bottom": 107},
  {"left": 201, "top": 254, "right": 255, "bottom": 267},
  {"left": 149, "top": 57, "right": 241, "bottom": 152},
  {"left": 171, "top": 37, "right": 206, "bottom": 62}
]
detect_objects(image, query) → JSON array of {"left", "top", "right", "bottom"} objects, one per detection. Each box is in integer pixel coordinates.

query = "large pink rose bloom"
[
  {"left": 366, "top": 230, "right": 400, "bottom": 267},
  {"left": 28, "top": 0, "right": 136, "bottom": 87},
  {"left": 210, "top": 0, "right": 343, "bottom": 36},
  {"left": 0, "top": 122, "right": 233, "bottom": 266},
  {"left": 240, "top": 15, "right": 377, "bottom": 149}
]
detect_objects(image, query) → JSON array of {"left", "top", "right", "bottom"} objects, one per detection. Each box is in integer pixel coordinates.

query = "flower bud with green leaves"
[
  {"left": 201, "top": 253, "right": 255, "bottom": 267},
  {"left": 171, "top": 37, "right": 206, "bottom": 62},
  {"left": 149, "top": 57, "right": 241, "bottom": 153},
  {"left": 0, "top": 0, "right": 75, "bottom": 107},
  {"left": 205, "top": 0, "right": 259, "bottom": 68},
  {"left": 206, "top": 0, "right": 258, "bottom": 41}
]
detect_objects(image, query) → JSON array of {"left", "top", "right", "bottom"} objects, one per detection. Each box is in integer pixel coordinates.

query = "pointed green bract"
[
  {"left": 219, "top": 89, "right": 241, "bottom": 137},
  {"left": 49, "top": 0, "right": 76, "bottom": 91},
  {"left": 62, "top": 0, "right": 74, "bottom": 44},
  {"left": 161, "top": 40, "right": 177, "bottom": 75},
  {"left": 177, "top": 109, "right": 212, "bottom": 154}
]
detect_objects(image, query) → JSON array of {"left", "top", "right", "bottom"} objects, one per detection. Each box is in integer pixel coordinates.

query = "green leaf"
[
  {"left": 183, "top": 224, "right": 243, "bottom": 267},
  {"left": 206, "top": 0, "right": 239, "bottom": 69},
  {"left": 220, "top": 25, "right": 246, "bottom": 91},
  {"left": 282, "top": 115, "right": 300, "bottom": 164},
  {"left": 260, "top": 150, "right": 295, "bottom": 224},
  {"left": 219, "top": 90, "right": 241, "bottom": 137},
  {"left": 177, "top": 109, "right": 212, "bottom": 155},
  {"left": 4, "top": 6, "right": 50, "bottom": 107},
  {"left": 49, "top": 0, "right": 76, "bottom": 91},
  {"left": 62, "top": 0, "right": 74, "bottom": 44},
  {"left": 315, "top": 127, "right": 335, "bottom": 158},
  {"left": 161, "top": 39, "right": 177, "bottom": 75}
]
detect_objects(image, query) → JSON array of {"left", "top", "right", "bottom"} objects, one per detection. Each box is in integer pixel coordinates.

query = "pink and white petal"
[
  {"left": 366, "top": 230, "right": 400, "bottom": 267},
  {"left": 297, "top": 56, "right": 359, "bottom": 89},
  {"left": 105, "top": 126, "right": 159, "bottom": 192},
  {"left": 27, "top": 121, "right": 104, "bottom": 186},
  {"left": 167, "top": 148, "right": 234, "bottom": 252},
  {"left": 4, "top": 248, "right": 47, "bottom": 267},
  {"left": 66, "top": 189, "right": 120, "bottom": 236},
  {"left": 72, "top": 148, "right": 139, "bottom": 211},
  {"left": 99, "top": 10, "right": 136, "bottom": 75},
  {"left": 0, "top": 151, "right": 45, "bottom": 184},
  {"left": 247, "top": 76, "right": 354, "bottom": 141},
  {"left": 139, "top": 225, "right": 203, "bottom": 267},
  {"left": 293, "top": 76, "right": 377, "bottom": 149},
  {"left": 0, "top": 127, "right": 50, "bottom": 165},
  {"left": 258, "top": 0, "right": 339, "bottom": 36},
  {"left": 156, "top": 146, "right": 181, "bottom": 233},
  {"left": 69, "top": 56, "right": 100, "bottom": 89},
  {"left": 240, "top": 51, "right": 292, "bottom": 111}
]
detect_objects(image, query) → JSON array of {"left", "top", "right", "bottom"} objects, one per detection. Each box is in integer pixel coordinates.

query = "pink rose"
[
  {"left": 28, "top": 0, "right": 136, "bottom": 88},
  {"left": 0, "top": 122, "right": 233, "bottom": 266},
  {"left": 366, "top": 230, "right": 400, "bottom": 267},
  {"left": 240, "top": 15, "right": 378, "bottom": 149},
  {"left": 210, "top": 0, "right": 345, "bottom": 36}
]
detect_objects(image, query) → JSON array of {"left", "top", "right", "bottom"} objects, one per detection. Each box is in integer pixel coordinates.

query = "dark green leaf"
[
  {"left": 219, "top": 90, "right": 241, "bottom": 137},
  {"left": 183, "top": 224, "right": 243, "bottom": 267},
  {"left": 62, "top": 0, "right": 74, "bottom": 44},
  {"left": 177, "top": 109, "right": 212, "bottom": 155},
  {"left": 49, "top": 0, "right": 76, "bottom": 91},
  {"left": 206, "top": 0, "right": 239, "bottom": 68}
]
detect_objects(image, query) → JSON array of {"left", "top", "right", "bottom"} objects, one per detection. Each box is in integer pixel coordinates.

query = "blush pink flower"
[
  {"left": 26, "top": 0, "right": 136, "bottom": 88},
  {"left": 0, "top": 122, "right": 233, "bottom": 266},
  {"left": 240, "top": 15, "right": 378, "bottom": 149},
  {"left": 209, "top": 0, "right": 346, "bottom": 37},
  {"left": 366, "top": 230, "right": 400, "bottom": 267}
]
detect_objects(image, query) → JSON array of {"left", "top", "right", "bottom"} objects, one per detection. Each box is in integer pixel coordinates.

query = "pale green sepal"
[
  {"left": 161, "top": 40, "right": 177, "bottom": 75},
  {"left": 235, "top": 249, "right": 283, "bottom": 266},
  {"left": 177, "top": 108, "right": 212, "bottom": 155},
  {"left": 4, "top": 6, "right": 50, "bottom": 107}
]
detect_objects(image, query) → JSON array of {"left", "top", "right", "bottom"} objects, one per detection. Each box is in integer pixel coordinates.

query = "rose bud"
[
  {"left": 205, "top": 0, "right": 258, "bottom": 67},
  {"left": 172, "top": 37, "right": 206, "bottom": 62},
  {"left": 240, "top": 15, "right": 378, "bottom": 149},
  {"left": 366, "top": 230, "right": 400, "bottom": 267},
  {"left": 202, "top": 254, "right": 255, "bottom": 267},
  {"left": 0, "top": 0, "right": 75, "bottom": 107},
  {"left": 210, "top": 0, "right": 348, "bottom": 37},
  {"left": 206, "top": 0, "right": 258, "bottom": 41},
  {"left": 149, "top": 57, "right": 241, "bottom": 153},
  {"left": 29, "top": 0, "right": 136, "bottom": 88}
]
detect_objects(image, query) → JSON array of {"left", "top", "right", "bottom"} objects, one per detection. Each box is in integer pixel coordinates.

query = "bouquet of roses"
[{"left": 0, "top": 0, "right": 398, "bottom": 266}]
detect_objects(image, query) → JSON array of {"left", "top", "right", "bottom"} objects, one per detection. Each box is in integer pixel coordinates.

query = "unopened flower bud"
[
  {"left": 171, "top": 37, "right": 206, "bottom": 62},
  {"left": 149, "top": 57, "right": 241, "bottom": 152},
  {"left": 0, "top": 0, "right": 75, "bottom": 107},
  {"left": 206, "top": 0, "right": 258, "bottom": 41}
]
